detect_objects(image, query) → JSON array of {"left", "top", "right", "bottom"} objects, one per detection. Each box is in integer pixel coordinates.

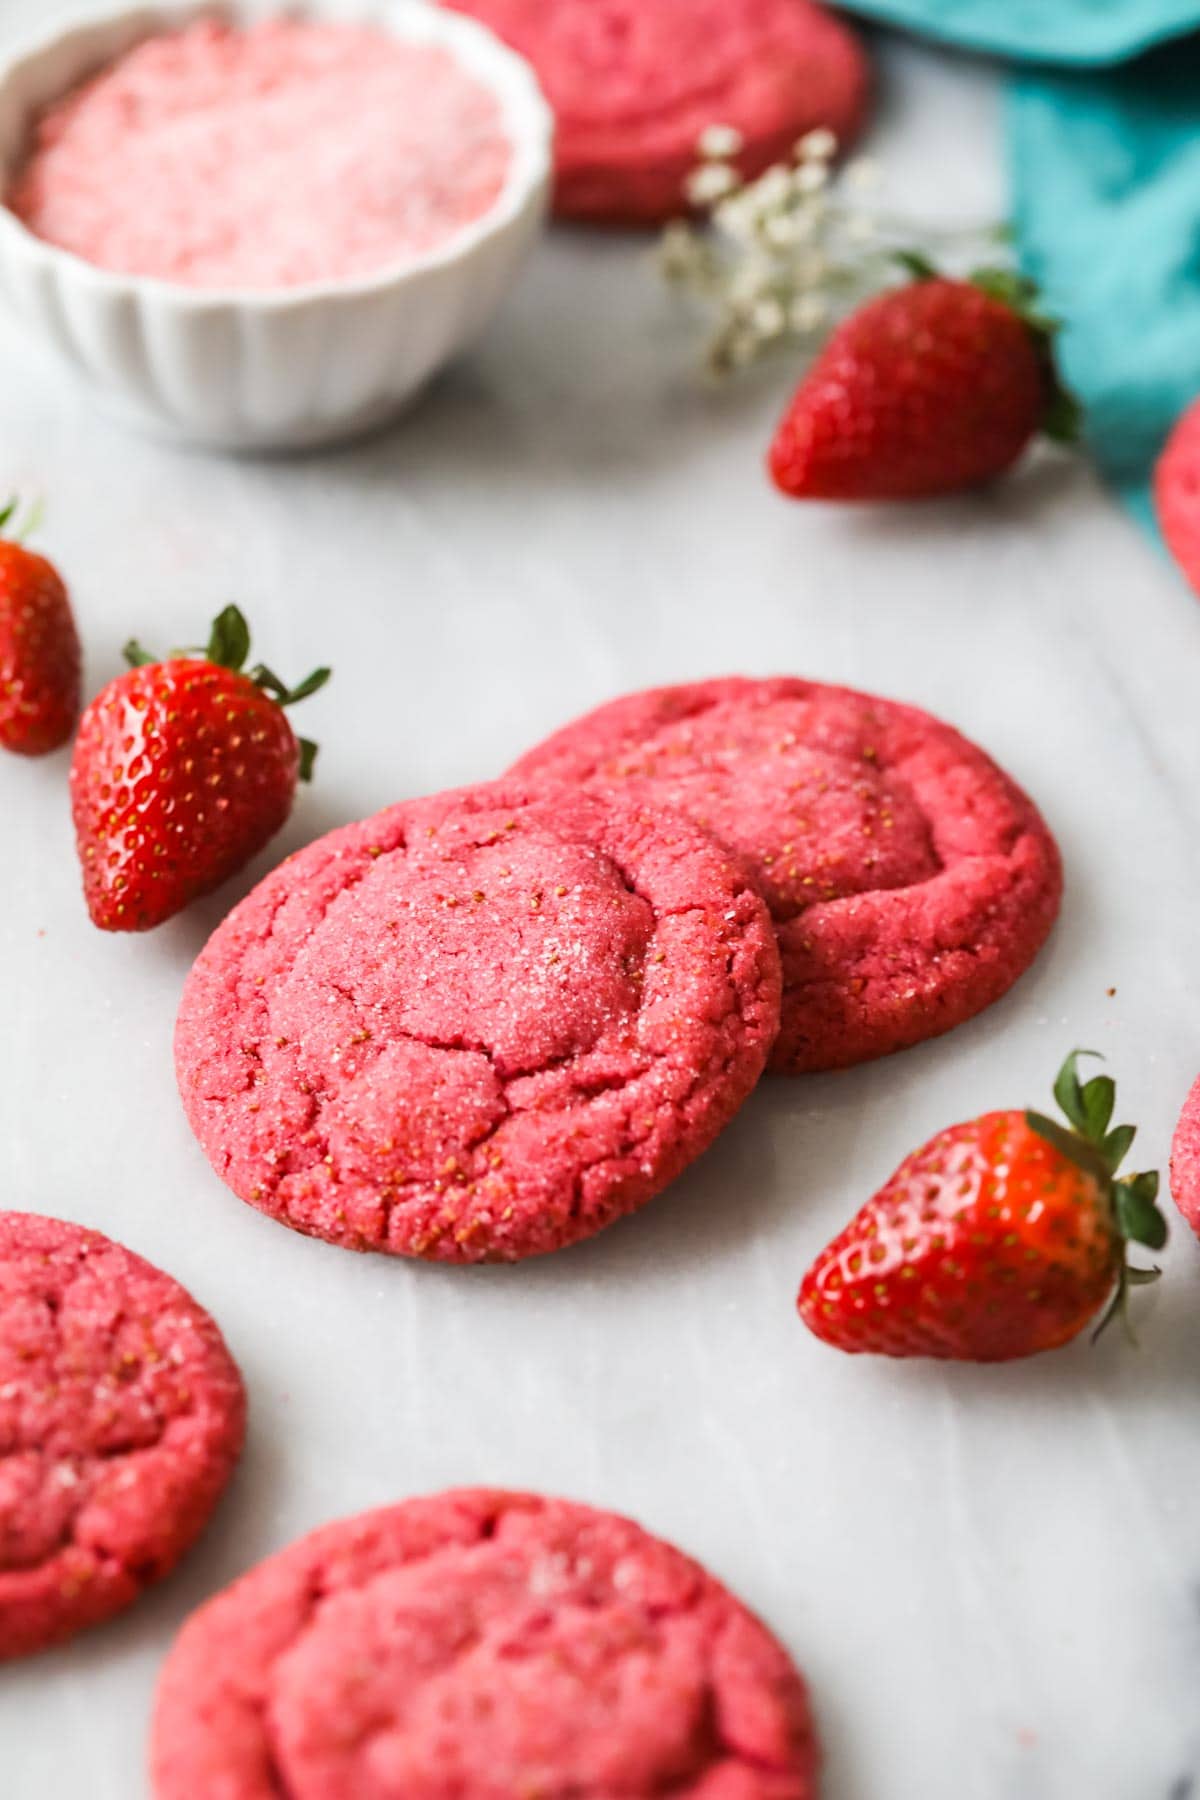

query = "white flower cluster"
[{"left": 658, "top": 128, "right": 889, "bottom": 375}]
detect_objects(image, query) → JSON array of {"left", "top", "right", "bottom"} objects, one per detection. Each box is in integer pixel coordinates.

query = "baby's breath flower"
[
  {"left": 698, "top": 123, "right": 745, "bottom": 160},
  {"left": 728, "top": 253, "right": 775, "bottom": 305},
  {"left": 659, "top": 220, "right": 699, "bottom": 280},
  {"left": 796, "top": 128, "right": 838, "bottom": 162},
  {"left": 751, "top": 297, "right": 787, "bottom": 338},
  {"left": 711, "top": 190, "right": 757, "bottom": 240},
  {"left": 685, "top": 162, "right": 740, "bottom": 206},
  {"left": 751, "top": 165, "right": 794, "bottom": 211},
  {"left": 658, "top": 123, "right": 997, "bottom": 376},
  {"left": 789, "top": 294, "right": 829, "bottom": 333},
  {"left": 763, "top": 210, "right": 815, "bottom": 250},
  {"left": 658, "top": 222, "right": 726, "bottom": 297},
  {"left": 708, "top": 323, "right": 758, "bottom": 375},
  {"left": 792, "top": 161, "right": 829, "bottom": 196}
]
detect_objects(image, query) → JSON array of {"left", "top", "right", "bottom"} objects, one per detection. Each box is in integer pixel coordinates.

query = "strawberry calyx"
[
  {"left": 1025, "top": 1049, "right": 1167, "bottom": 1344},
  {"left": 892, "top": 251, "right": 1082, "bottom": 446},
  {"left": 122, "top": 605, "right": 330, "bottom": 783},
  {"left": 0, "top": 494, "right": 45, "bottom": 544}
]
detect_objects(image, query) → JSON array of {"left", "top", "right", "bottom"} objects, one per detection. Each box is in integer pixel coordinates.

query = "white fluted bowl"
[{"left": 0, "top": 1, "right": 552, "bottom": 450}]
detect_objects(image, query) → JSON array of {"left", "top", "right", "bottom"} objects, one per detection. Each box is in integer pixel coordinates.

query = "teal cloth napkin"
[
  {"left": 840, "top": 3, "right": 1200, "bottom": 509},
  {"left": 1009, "top": 39, "right": 1200, "bottom": 497},
  {"left": 843, "top": 0, "right": 1200, "bottom": 64}
]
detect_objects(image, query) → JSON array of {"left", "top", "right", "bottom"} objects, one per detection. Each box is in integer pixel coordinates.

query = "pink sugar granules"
[{"left": 6, "top": 19, "right": 513, "bottom": 289}]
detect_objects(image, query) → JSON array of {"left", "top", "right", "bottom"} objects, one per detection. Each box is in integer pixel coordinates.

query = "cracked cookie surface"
[
  {"left": 151, "top": 1488, "right": 818, "bottom": 1799},
  {"left": 445, "top": 0, "right": 869, "bottom": 224},
  {"left": 175, "top": 782, "right": 781, "bottom": 1261},
  {"left": 1170, "top": 1076, "right": 1200, "bottom": 1238},
  {"left": 0, "top": 1211, "right": 245, "bottom": 1659},
  {"left": 510, "top": 678, "right": 1062, "bottom": 1073}
]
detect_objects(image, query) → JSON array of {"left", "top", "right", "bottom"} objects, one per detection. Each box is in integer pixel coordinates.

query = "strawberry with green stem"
[
  {"left": 71, "top": 605, "right": 329, "bottom": 932},
  {"left": 798, "top": 1051, "right": 1166, "bottom": 1362},
  {"left": 769, "top": 259, "right": 1081, "bottom": 502},
  {"left": 0, "top": 496, "right": 81, "bottom": 756}
]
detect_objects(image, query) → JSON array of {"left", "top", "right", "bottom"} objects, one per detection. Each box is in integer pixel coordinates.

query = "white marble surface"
[{"left": 3, "top": 12, "right": 1200, "bottom": 1799}]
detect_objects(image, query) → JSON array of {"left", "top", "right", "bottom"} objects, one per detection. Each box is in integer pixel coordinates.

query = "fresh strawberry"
[
  {"left": 798, "top": 1051, "right": 1166, "bottom": 1362},
  {"left": 0, "top": 498, "right": 81, "bottom": 755},
  {"left": 1154, "top": 396, "right": 1200, "bottom": 596},
  {"left": 769, "top": 263, "right": 1079, "bottom": 501},
  {"left": 70, "top": 606, "right": 329, "bottom": 932}
]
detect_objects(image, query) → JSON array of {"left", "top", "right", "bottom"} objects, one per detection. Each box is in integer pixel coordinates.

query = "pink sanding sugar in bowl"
[{"left": 5, "top": 17, "right": 515, "bottom": 291}]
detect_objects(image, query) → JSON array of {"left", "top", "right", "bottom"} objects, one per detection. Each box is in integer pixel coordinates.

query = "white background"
[{"left": 2, "top": 10, "right": 1200, "bottom": 1799}]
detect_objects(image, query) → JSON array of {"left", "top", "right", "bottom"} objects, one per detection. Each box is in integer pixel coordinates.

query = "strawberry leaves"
[
  {"left": 248, "top": 660, "right": 333, "bottom": 709},
  {"left": 1115, "top": 1171, "right": 1167, "bottom": 1251},
  {"left": 121, "top": 606, "right": 329, "bottom": 781},
  {"left": 890, "top": 255, "right": 1083, "bottom": 449},
  {"left": 207, "top": 604, "right": 252, "bottom": 672},
  {"left": 1045, "top": 1047, "right": 1116, "bottom": 1151},
  {"left": 1100, "top": 1122, "right": 1136, "bottom": 1171},
  {"left": 893, "top": 248, "right": 938, "bottom": 282},
  {"left": 967, "top": 266, "right": 1082, "bottom": 446},
  {"left": 0, "top": 494, "right": 45, "bottom": 544},
  {"left": 1027, "top": 1049, "right": 1167, "bottom": 1343},
  {"left": 1021, "top": 1109, "right": 1111, "bottom": 1186}
]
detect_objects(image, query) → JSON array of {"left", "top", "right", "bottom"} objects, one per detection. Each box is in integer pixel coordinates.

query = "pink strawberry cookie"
[
  {"left": 510, "top": 678, "right": 1063, "bottom": 1075},
  {"left": 444, "top": 0, "right": 870, "bottom": 224},
  {"left": 175, "top": 781, "right": 781, "bottom": 1261},
  {"left": 0, "top": 1212, "right": 245, "bottom": 1659},
  {"left": 151, "top": 1489, "right": 819, "bottom": 1799},
  {"left": 1156, "top": 399, "right": 1200, "bottom": 597},
  {"left": 1170, "top": 1075, "right": 1200, "bottom": 1235}
]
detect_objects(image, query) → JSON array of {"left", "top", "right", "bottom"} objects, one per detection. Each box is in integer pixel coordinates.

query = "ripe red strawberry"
[
  {"left": 1154, "top": 396, "right": 1200, "bottom": 595},
  {"left": 0, "top": 498, "right": 81, "bottom": 755},
  {"left": 798, "top": 1052, "right": 1166, "bottom": 1362},
  {"left": 70, "top": 606, "right": 329, "bottom": 932},
  {"left": 769, "top": 264, "right": 1079, "bottom": 501}
]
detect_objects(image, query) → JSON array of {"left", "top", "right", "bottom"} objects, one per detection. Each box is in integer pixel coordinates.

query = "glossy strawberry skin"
[
  {"left": 0, "top": 542, "right": 81, "bottom": 754},
  {"left": 70, "top": 660, "right": 300, "bottom": 932},
  {"left": 798, "top": 1111, "right": 1121, "bottom": 1361},
  {"left": 769, "top": 278, "right": 1047, "bottom": 502}
]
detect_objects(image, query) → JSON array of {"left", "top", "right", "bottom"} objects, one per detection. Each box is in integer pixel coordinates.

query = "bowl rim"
[{"left": 0, "top": 0, "right": 554, "bottom": 311}]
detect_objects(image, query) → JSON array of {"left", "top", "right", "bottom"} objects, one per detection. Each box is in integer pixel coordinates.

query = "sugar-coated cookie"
[
  {"left": 1155, "top": 399, "right": 1200, "bottom": 598},
  {"left": 445, "top": 0, "right": 870, "bottom": 223},
  {"left": 511, "top": 678, "right": 1063, "bottom": 1073},
  {"left": 0, "top": 1212, "right": 245, "bottom": 1659},
  {"left": 151, "top": 1488, "right": 819, "bottom": 1798},
  {"left": 175, "top": 782, "right": 781, "bottom": 1260},
  {"left": 1170, "top": 1075, "right": 1200, "bottom": 1236}
]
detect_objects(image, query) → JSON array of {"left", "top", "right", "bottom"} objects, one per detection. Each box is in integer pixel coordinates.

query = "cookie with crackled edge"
[
  {"left": 175, "top": 780, "right": 781, "bottom": 1261},
  {"left": 0, "top": 1211, "right": 245, "bottom": 1660},
  {"left": 510, "top": 678, "right": 1063, "bottom": 1074},
  {"left": 444, "top": 0, "right": 870, "bottom": 224},
  {"left": 150, "top": 1488, "right": 819, "bottom": 1799},
  {"left": 1156, "top": 399, "right": 1200, "bottom": 597},
  {"left": 1170, "top": 1075, "right": 1200, "bottom": 1237}
]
